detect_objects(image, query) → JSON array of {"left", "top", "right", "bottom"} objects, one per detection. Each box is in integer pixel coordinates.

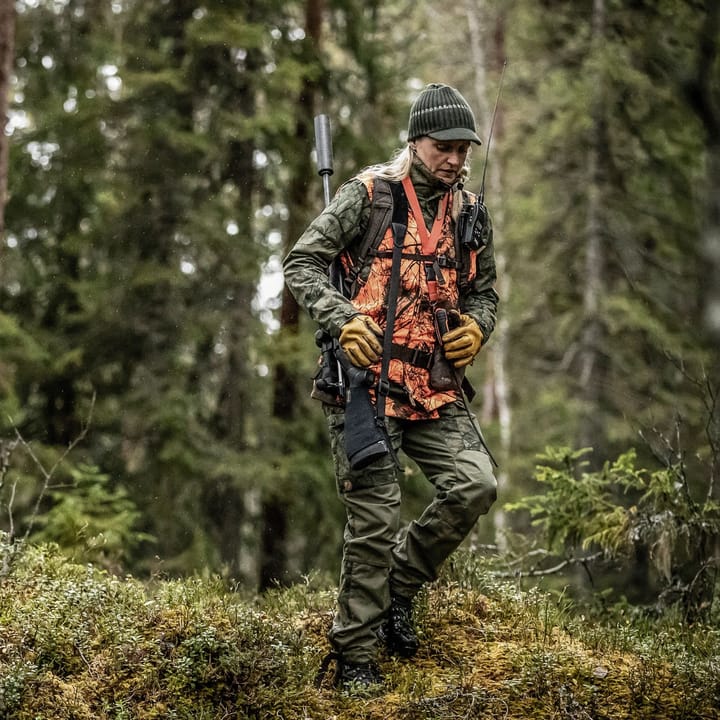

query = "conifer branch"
[{"left": 1, "top": 392, "right": 96, "bottom": 576}]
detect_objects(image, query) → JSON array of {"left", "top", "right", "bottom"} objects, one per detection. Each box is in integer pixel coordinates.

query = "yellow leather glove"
[
  {"left": 339, "top": 315, "right": 384, "bottom": 368},
  {"left": 442, "top": 314, "right": 483, "bottom": 368}
]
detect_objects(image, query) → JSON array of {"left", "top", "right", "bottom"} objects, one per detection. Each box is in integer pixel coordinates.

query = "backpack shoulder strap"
[
  {"left": 347, "top": 178, "right": 407, "bottom": 298},
  {"left": 360, "top": 177, "right": 394, "bottom": 258}
]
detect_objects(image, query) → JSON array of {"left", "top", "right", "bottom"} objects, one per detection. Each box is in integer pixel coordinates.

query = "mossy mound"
[{"left": 0, "top": 543, "right": 718, "bottom": 719}]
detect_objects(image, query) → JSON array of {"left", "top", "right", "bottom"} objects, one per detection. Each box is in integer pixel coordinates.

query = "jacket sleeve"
[
  {"left": 460, "top": 212, "right": 500, "bottom": 342},
  {"left": 282, "top": 179, "right": 370, "bottom": 338}
]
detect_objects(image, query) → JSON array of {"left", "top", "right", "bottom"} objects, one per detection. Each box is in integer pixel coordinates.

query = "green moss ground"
[{"left": 0, "top": 543, "right": 718, "bottom": 719}]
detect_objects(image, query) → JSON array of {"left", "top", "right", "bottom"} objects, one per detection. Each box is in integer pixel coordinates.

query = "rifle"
[
  {"left": 312, "top": 114, "right": 391, "bottom": 470},
  {"left": 310, "top": 114, "right": 344, "bottom": 405}
]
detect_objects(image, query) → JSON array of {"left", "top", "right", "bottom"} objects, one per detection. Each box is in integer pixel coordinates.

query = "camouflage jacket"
[{"left": 283, "top": 159, "right": 499, "bottom": 344}]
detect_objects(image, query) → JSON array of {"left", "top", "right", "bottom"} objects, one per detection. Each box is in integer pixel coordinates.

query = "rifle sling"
[
  {"left": 374, "top": 183, "right": 408, "bottom": 430},
  {"left": 376, "top": 225, "right": 405, "bottom": 422}
]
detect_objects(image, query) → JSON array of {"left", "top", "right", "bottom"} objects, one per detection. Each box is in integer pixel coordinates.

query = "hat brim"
[{"left": 427, "top": 128, "right": 482, "bottom": 145}]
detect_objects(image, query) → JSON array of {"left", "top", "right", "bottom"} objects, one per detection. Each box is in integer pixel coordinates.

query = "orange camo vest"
[{"left": 342, "top": 177, "right": 478, "bottom": 420}]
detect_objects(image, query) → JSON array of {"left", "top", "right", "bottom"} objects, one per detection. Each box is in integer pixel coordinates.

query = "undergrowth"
[{"left": 0, "top": 537, "right": 718, "bottom": 719}]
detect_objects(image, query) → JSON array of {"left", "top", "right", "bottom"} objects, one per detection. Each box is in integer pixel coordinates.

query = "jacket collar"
[{"left": 409, "top": 158, "right": 457, "bottom": 202}]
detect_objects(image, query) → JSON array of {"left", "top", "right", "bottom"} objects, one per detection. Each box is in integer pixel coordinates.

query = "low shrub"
[{"left": 0, "top": 537, "right": 718, "bottom": 719}]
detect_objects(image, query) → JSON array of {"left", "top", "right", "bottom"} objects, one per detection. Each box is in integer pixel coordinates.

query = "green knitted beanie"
[{"left": 407, "top": 83, "right": 481, "bottom": 144}]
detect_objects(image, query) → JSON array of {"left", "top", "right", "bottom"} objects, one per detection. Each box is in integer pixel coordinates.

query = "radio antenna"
[{"left": 479, "top": 59, "right": 507, "bottom": 204}]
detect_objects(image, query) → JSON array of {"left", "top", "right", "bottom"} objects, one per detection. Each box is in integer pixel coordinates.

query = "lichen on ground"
[{"left": 0, "top": 542, "right": 718, "bottom": 719}]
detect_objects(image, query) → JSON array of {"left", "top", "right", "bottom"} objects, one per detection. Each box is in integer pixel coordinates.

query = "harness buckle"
[{"left": 408, "top": 347, "right": 422, "bottom": 368}]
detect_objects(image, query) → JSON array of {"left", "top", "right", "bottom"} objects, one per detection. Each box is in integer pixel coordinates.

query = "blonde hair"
[
  {"left": 355, "top": 143, "right": 472, "bottom": 220},
  {"left": 355, "top": 145, "right": 415, "bottom": 183}
]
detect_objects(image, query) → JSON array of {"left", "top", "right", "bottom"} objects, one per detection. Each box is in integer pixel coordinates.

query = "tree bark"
[
  {"left": 688, "top": 5, "right": 720, "bottom": 513},
  {"left": 206, "top": 13, "right": 262, "bottom": 583},
  {"left": 260, "top": 0, "right": 325, "bottom": 590},
  {"left": 690, "top": 5, "right": 720, "bottom": 349},
  {"left": 0, "top": 0, "right": 15, "bottom": 243},
  {"left": 465, "top": 0, "right": 511, "bottom": 545},
  {"left": 577, "top": 0, "right": 607, "bottom": 455}
]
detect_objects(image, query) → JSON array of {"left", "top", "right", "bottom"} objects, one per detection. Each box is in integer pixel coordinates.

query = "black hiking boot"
[
  {"left": 315, "top": 652, "right": 384, "bottom": 695},
  {"left": 335, "top": 658, "right": 384, "bottom": 695},
  {"left": 379, "top": 595, "right": 419, "bottom": 658}
]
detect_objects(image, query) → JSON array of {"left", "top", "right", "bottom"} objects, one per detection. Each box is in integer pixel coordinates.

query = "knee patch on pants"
[{"left": 455, "top": 447, "right": 498, "bottom": 516}]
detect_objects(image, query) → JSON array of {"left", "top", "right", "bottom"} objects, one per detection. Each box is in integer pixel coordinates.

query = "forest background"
[{"left": 0, "top": 0, "right": 718, "bottom": 616}]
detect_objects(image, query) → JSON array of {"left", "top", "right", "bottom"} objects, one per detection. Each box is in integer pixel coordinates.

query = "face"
[{"left": 412, "top": 137, "right": 470, "bottom": 184}]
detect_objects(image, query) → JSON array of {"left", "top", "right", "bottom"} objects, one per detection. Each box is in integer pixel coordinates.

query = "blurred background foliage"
[{"left": 0, "top": 0, "right": 718, "bottom": 616}]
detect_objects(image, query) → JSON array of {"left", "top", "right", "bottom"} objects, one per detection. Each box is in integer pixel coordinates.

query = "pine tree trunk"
[
  {"left": 212, "top": 281, "right": 257, "bottom": 581},
  {"left": 705, "top": 146, "right": 720, "bottom": 349},
  {"left": 692, "top": 5, "right": 720, "bottom": 354},
  {"left": 577, "top": 0, "right": 607, "bottom": 455},
  {"left": 209, "top": 44, "right": 261, "bottom": 584},
  {"left": 0, "top": 0, "right": 15, "bottom": 242},
  {"left": 260, "top": 0, "right": 325, "bottom": 590},
  {"left": 465, "top": 0, "right": 511, "bottom": 546},
  {"left": 690, "top": 5, "right": 720, "bottom": 520}
]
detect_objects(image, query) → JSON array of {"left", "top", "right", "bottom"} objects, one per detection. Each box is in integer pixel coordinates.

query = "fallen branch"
[{"left": 491, "top": 551, "right": 604, "bottom": 579}]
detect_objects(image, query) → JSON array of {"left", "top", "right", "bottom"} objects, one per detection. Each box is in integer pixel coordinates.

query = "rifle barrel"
[{"left": 314, "top": 114, "right": 334, "bottom": 207}]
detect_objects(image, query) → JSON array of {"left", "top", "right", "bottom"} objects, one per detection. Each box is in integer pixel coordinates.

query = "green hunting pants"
[{"left": 324, "top": 400, "right": 497, "bottom": 663}]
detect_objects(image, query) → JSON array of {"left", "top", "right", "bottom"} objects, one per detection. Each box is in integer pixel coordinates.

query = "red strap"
[
  {"left": 401, "top": 177, "right": 450, "bottom": 302},
  {"left": 401, "top": 176, "right": 449, "bottom": 256}
]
